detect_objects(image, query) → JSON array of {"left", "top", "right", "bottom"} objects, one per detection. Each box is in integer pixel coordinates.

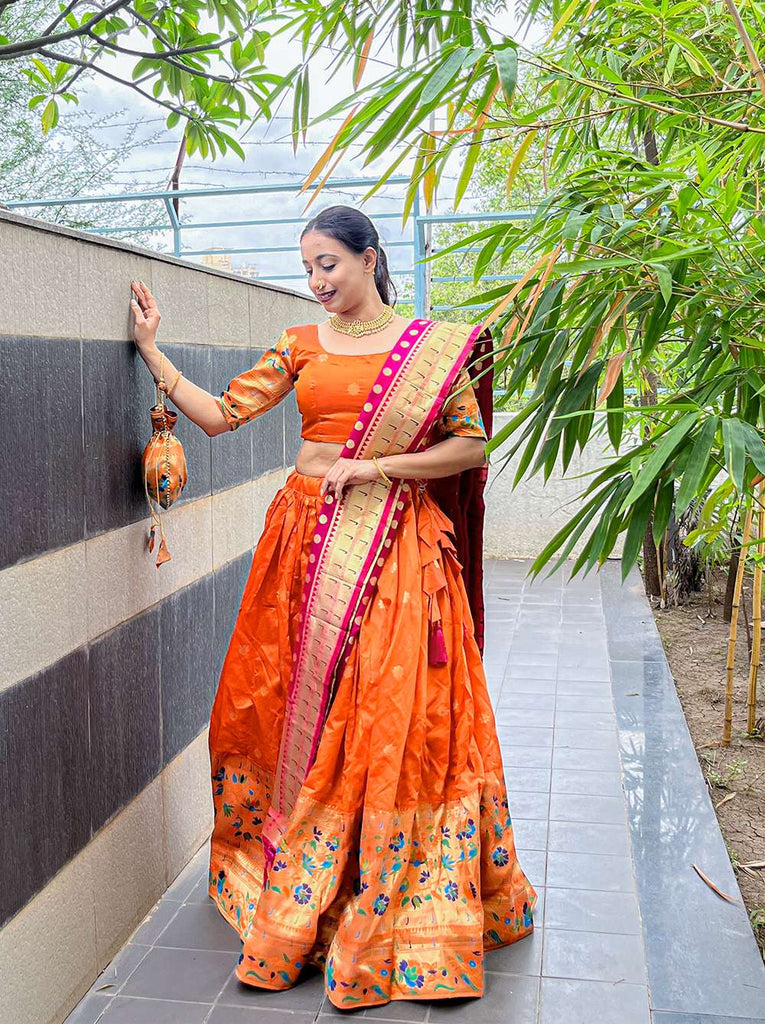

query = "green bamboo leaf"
[
  {"left": 494, "top": 43, "right": 517, "bottom": 105},
  {"left": 421, "top": 46, "right": 470, "bottom": 105},
  {"left": 652, "top": 476, "right": 675, "bottom": 548},
  {"left": 619, "top": 412, "right": 699, "bottom": 511},
  {"left": 737, "top": 421, "right": 765, "bottom": 475},
  {"left": 454, "top": 128, "right": 484, "bottom": 210},
  {"left": 649, "top": 262, "right": 673, "bottom": 306},
  {"left": 722, "top": 418, "right": 746, "bottom": 494},
  {"left": 606, "top": 370, "right": 624, "bottom": 451},
  {"left": 675, "top": 416, "right": 718, "bottom": 514},
  {"left": 621, "top": 486, "right": 656, "bottom": 583}
]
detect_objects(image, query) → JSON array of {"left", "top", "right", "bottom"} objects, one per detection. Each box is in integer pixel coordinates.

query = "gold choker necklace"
[{"left": 328, "top": 305, "right": 394, "bottom": 337}]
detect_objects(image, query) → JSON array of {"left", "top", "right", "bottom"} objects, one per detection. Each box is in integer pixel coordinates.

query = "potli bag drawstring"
[{"left": 141, "top": 352, "right": 188, "bottom": 568}]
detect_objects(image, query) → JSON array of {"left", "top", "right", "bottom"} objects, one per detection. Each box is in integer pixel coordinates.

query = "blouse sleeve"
[
  {"left": 217, "top": 328, "right": 296, "bottom": 431},
  {"left": 435, "top": 367, "right": 487, "bottom": 440}
]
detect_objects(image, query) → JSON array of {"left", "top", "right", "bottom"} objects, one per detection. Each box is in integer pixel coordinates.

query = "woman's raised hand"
[{"left": 130, "top": 280, "right": 162, "bottom": 351}]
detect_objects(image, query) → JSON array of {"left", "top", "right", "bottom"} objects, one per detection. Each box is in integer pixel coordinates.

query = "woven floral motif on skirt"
[{"left": 207, "top": 469, "right": 537, "bottom": 1008}]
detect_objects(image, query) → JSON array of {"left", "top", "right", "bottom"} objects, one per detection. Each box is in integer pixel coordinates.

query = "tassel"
[
  {"left": 429, "top": 620, "right": 448, "bottom": 665},
  {"left": 427, "top": 589, "right": 448, "bottom": 666},
  {"left": 148, "top": 523, "right": 156, "bottom": 553},
  {"left": 155, "top": 535, "right": 172, "bottom": 567}
]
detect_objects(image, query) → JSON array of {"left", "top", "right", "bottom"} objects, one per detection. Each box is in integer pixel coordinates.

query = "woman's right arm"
[
  {"left": 130, "top": 280, "right": 296, "bottom": 438},
  {"left": 131, "top": 280, "right": 229, "bottom": 437}
]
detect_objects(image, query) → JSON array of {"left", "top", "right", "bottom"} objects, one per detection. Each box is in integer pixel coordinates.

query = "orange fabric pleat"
[{"left": 208, "top": 469, "right": 537, "bottom": 1008}]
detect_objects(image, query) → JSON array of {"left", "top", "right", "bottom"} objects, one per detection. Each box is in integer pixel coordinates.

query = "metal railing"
[{"left": 7, "top": 176, "right": 531, "bottom": 319}]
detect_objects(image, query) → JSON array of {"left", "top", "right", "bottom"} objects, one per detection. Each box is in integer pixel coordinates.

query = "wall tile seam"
[
  {"left": 1, "top": 550, "right": 249, "bottom": 697},
  {"left": 0, "top": 331, "right": 254, "bottom": 348},
  {"left": 0, "top": 473, "right": 265, "bottom": 574},
  {"left": 0, "top": 725, "right": 211, "bottom": 938}
]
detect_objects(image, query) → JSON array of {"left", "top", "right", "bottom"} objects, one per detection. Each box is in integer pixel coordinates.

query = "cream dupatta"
[{"left": 260, "top": 317, "right": 486, "bottom": 873}]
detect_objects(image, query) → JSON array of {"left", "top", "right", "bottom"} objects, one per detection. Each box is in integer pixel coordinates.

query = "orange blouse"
[{"left": 217, "top": 322, "right": 487, "bottom": 444}]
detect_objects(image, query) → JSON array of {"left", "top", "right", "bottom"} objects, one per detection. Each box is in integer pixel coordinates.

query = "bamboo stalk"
[
  {"left": 723, "top": 496, "right": 754, "bottom": 746},
  {"left": 722, "top": 0, "right": 765, "bottom": 104},
  {"left": 745, "top": 479, "right": 764, "bottom": 734}
]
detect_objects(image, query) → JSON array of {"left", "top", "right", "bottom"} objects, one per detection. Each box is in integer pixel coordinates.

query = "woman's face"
[{"left": 300, "top": 230, "right": 376, "bottom": 313}]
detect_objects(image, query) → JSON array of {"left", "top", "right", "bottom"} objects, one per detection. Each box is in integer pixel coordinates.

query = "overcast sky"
[{"left": 66, "top": 5, "right": 542, "bottom": 287}]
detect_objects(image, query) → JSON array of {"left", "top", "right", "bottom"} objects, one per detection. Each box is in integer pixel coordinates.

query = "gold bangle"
[
  {"left": 372, "top": 455, "right": 393, "bottom": 486},
  {"left": 165, "top": 368, "right": 183, "bottom": 397}
]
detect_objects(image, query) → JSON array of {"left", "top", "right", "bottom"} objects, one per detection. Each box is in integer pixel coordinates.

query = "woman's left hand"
[{"left": 320, "top": 458, "right": 380, "bottom": 501}]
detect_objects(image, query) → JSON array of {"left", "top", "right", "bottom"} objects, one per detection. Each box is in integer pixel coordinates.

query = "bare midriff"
[
  {"left": 294, "top": 313, "right": 412, "bottom": 478},
  {"left": 294, "top": 440, "right": 346, "bottom": 477}
]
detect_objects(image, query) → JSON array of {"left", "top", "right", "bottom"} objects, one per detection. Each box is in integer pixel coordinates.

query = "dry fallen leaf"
[{"left": 692, "top": 862, "right": 741, "bottom": 903}]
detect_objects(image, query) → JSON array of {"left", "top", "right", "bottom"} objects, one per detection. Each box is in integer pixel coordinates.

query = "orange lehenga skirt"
[{"left": 207, "top": 469, "right": 537, "bottom": 1008}]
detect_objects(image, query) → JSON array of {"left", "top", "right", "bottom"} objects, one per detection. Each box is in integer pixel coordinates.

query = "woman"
[{"left": 130, "top": 204, "right": 537, "bottom": 1010}]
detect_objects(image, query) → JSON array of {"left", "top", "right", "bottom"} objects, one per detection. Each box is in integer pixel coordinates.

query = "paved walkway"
[{"left": 64, "top": 558, "right": 765, "bottom": 1024}]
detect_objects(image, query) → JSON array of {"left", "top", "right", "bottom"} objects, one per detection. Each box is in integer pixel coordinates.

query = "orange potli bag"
[{"left": 141, "top": 352, "right": 188, "bottom": 567}]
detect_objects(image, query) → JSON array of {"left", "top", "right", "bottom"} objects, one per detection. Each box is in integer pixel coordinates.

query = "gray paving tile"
[
  {"left": 509, "top": 816, "right": 548, "bottom": 851},
  {"left": 320, "top": 993, "right": 429, "bottom": 1019},
  {"left": 496, "top": 692, "right": 555, "bottom": 710},
  {"left": 217, "top": 967, "right": 326, "bottom": 1012},
  {"left": 164, "top": 843, "right": 209, "bottom": 901},
  {"left": 497, "top": 726, "right": 554, "bottom": 748},
  {"left": 211, "top": 1010, "right": 316, "bottom": 1023},
  {"left": 504, "top": 767, "right": 551, "bottom": 793},
  {"left": 91, "top": 942, "right": 153, "bottom": 996},
  {"left": 546, "top": 851, "right": 635, "bottom": 892},
  {"left": 186, "top": 874, "right": 214, "bottom": 904},
  {"left": 155, "top": 902, "right": 243, "bottom": 952},
  {"left": 551, "top": 768, "right": 622, "bottom": 797},
  {"left": 554, "top": 709, "right": 616, "bottom": 730},
  {"left": 554, "top": 680, "right": 612, "bottom": 696},
  {"left": 543, "top": 927, "right": 646, "bottom": 984},
  {"left": 553, "top": 727, "right": 618, "bottom": 751},
  {"left": 501, "top": 681, "right": 558, "bottom": 699},
  {"left": 554, "top": 694, "right": 613, "bottom": 713},
  {"left": 503, "top": 652, "right": 558, "bottom": 669},
  {"left": 484, "top": 926, "right": 543, "bottom": 976},
  {"left": 652, "top": 1016, "right": 765, "bottom": 1024},
  {"left": 514, "top": 848, "right": 546, "bottom": 888},
  {"left": 549, "top": 793, "right": 627, "bottom": 825},
  {"left": 544, "top": 886, "right": 641, "bottom": 934},
  {"left": 62, "top": 992, "right": 112, "bottom": 1023},
  {"left": 539, "top": 976, "right": 650, "bottom": 1024},
  {"left": 547, "top": 819, "right": 631, "bottom": 856},
  {"left": 428, "top": 971, "right": 539, "bottom": 1023},
  {"left": 494, "top": 707, "right": 555, "bottom": 729},
  {"left": 551, "top": 744, "right": 621, "bottom": 771},
  {"left": 128, "top": 898, "right": 184, "bottom": 945},
  {"left": 119, "top": 946, "right": 236, "bottom": 1002},
  {"left": 98, "top": 996, "right": 211, "bottom": 1022},
  {"left": 508, "top": 791, "right": 549, "bottom": 820},
  {"left": 501, "top": 744, "right": 553, "bottom": 769}
]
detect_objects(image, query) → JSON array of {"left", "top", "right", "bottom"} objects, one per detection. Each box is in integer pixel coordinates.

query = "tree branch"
[
  {"left": 0, "top": 0, "right": 130, "bottom": 59},
  {"left": 81, "top": 27, "right": 240, "bottom": 83},
  {"left": 38, "top": 45, "right": 193, "bottom": 121},
  {"left": 43, "top": 0, "right": 87, "bottom": 38}
]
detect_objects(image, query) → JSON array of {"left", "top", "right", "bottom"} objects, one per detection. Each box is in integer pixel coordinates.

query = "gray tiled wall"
[
  {"left": 0, "top": 328, "right": 299, "bottom": 929},
  {"left": 0, "top": 547, "right": 254, "bottom": 931}
]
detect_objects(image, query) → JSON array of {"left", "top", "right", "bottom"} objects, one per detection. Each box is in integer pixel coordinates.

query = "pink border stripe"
[
  {"left": 285, "top": 318, "right": 433, "bottom": 775},
  {"left": 412, "top": 320, "right": 486, "bottom": 451}
]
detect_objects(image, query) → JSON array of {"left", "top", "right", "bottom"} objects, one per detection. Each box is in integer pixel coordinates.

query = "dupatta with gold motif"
[{"left": 260, "top": 317, "right": 487, "bottom": 873}]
